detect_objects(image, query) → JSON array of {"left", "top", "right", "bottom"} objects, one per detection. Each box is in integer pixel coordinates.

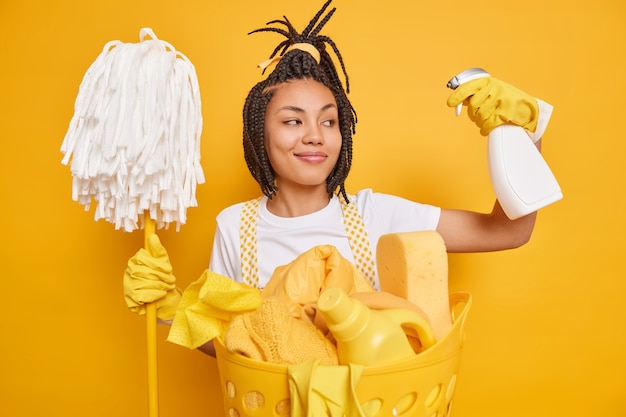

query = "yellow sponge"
[{"left": 376, "top": 231, "right": 452, "bottom": 340}]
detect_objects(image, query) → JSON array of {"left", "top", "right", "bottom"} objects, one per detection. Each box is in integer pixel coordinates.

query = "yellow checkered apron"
[{"left": 239, "top": 195, "right": 377, "bottom": 289}]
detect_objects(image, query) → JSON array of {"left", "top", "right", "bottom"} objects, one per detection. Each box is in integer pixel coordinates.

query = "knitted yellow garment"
[{"left": 225, "top": 297, "right": 338, "bottom": 366}]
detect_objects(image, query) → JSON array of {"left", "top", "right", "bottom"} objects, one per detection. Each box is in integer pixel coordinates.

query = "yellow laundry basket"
[{"left": 215, "top": 292, "right": 471, "bottom": 417}]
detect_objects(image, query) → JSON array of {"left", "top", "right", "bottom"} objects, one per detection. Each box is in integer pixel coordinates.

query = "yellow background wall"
[{"left": 1, "top": 0, "right": 624, "bottom": 416}]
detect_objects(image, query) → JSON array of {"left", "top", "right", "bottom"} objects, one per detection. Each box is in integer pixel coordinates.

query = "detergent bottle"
[{"left": 317, "top": 287, "right": 436, "bottom": 366}]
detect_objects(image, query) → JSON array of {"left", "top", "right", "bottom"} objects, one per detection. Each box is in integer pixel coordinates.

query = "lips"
[{"left": 294, "top": 151, "right": 327, "bottom": 162}]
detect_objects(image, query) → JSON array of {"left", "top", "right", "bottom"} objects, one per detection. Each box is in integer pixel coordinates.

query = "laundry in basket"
[
  {"left": 215, "top": 292, "right": 471, "bottom": 417},
  {"left": 213, "top": 231, "right": 472, "bottom": 417}
]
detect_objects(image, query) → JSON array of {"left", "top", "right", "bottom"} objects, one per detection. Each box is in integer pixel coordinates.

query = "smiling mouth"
[{"left": 294, "top": 152, "right": 327, "bottom": 162}]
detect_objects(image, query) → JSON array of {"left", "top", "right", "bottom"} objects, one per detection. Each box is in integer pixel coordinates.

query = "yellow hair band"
[{"left": 257, "top": 43, "right": 321, "bottom": 71}]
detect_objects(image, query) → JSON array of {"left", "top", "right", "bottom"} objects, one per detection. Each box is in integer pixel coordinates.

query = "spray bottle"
[
  {"left": 317, "top": 287, "right": 436, "bottom": 366},
  {"left": 447, "top": 68, "right": 562, "bottom": 219}
]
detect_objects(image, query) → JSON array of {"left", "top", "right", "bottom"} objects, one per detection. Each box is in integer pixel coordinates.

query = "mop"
[{"left": 61, "top": 28, "right": 204, "bottom": 417}]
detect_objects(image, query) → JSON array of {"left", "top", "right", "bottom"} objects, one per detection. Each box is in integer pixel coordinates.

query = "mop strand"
[{"left": 61, "top": 28, "right": 204, "bottom": 232}]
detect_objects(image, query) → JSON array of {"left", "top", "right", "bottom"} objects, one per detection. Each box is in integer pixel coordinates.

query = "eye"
[
  {"left": 322, "top": 118, "right": 337, "bottom": 127},
  {"left": 285, "top": 119, "right": 301, "bottom": 126}
]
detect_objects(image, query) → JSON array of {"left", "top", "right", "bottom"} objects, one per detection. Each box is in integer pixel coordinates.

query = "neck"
[{"left": 266, "top": 185, "right": 332, "bottom": 217}]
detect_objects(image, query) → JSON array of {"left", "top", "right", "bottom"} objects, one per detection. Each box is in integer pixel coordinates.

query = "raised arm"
[
  {"left": 437, "top": 200, "right": 536, "bottom": 253},
  {"left": 440, "top": 74, "right": 553, "bottom": 252}
]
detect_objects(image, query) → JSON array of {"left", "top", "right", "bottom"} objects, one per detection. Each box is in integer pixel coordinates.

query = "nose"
[{"left": 303, "top": 123, "right": 324, "bottom": 145}]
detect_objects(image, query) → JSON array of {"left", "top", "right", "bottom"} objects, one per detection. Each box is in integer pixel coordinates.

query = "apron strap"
[
  {"left": 239, "top": 197, "right": 262, "bottom": 288},
  {"left": 338, "top": 194, "right": 377, "bottom": 289},
  {"left": 239, "top": 195, "right": 377, "bottom": 289}
]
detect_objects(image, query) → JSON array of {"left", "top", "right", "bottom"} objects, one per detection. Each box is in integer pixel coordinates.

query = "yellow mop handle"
[{"left": 144, "top": 216, "right": 159, "bottom": 417}]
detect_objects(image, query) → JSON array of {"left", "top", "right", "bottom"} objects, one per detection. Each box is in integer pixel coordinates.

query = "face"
[{"left": 263, "top": 79, "right": 342, "bottom": 193}]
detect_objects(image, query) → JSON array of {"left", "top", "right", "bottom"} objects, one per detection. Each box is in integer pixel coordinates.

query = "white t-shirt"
[{"left": 209, "top": 188, "right": 441, "bottom": 289}]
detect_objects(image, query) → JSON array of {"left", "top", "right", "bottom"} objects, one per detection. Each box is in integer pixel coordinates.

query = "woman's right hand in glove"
[{"left": 123, "top": 234, "right": 181, "bottom": 320}]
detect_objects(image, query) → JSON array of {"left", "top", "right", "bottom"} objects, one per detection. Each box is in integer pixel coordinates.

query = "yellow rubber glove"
[
  {"left": 123, "top": 234, "right": 181, "bottom": 320},
  {"left": 288, "top": 360, "right": 367, "bottom": 417},
  {"left": 447, "top": 77, "right": 539, "bottom": 136}
]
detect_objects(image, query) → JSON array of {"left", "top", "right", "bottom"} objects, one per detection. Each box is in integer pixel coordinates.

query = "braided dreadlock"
[{"left": 242, "top": 0, "right": 356, "bottom": 202}]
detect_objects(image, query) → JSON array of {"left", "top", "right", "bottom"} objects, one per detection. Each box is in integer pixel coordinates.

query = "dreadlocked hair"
[{"left": 242, "top": 0, "right": 356, "bottom": 202}]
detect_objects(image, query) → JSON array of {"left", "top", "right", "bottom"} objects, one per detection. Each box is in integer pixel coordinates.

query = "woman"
[
  {"left": 123, "top": 0, "right": 553, "bottom": 354},
  {"left": 207, "top": 0, "right": 551, "bottom": 290}
]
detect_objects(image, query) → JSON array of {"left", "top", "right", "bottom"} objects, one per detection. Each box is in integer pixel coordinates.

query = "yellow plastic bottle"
[{"left": 317, "top": 287, "right": 436, "bottom": 366}]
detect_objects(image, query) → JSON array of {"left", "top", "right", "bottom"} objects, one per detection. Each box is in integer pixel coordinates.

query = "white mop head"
[{"left": 61, "top": 28, "right": 205, "bottom": 232}]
